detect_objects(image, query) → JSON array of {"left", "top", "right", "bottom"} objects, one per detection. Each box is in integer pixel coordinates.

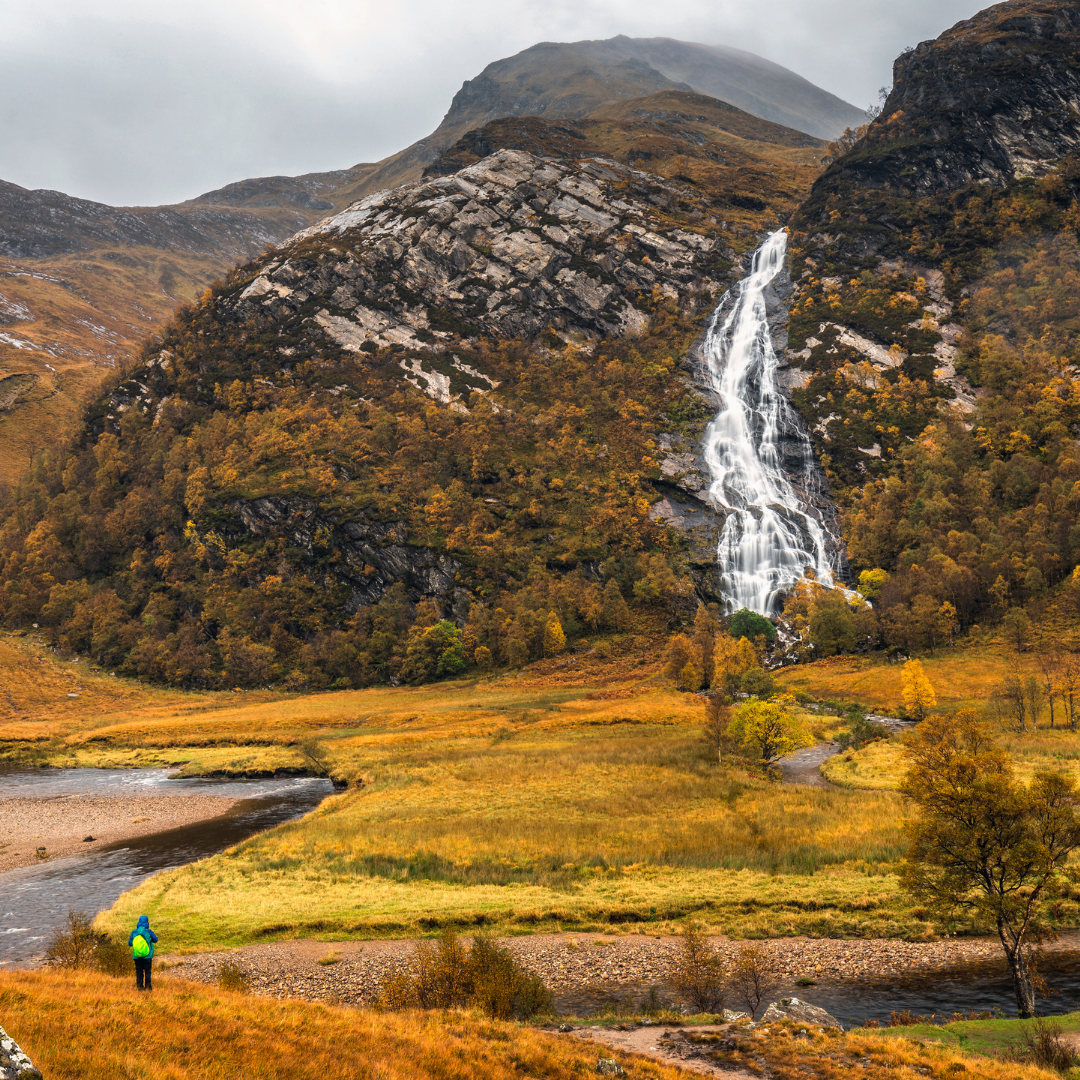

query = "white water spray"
[{"left": 702, "top": 230, "right": 839, "bottom": 615}]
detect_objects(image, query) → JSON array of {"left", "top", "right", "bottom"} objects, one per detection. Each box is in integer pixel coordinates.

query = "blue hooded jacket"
[{"left": 128, "top": 915, "right": 158, "bottom": 959}]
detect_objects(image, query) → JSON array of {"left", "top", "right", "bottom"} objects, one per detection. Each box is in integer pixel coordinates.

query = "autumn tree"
[
  {"left": 901, "top": 658, "right": 936, "bottom": 720},
  {"left": 600, "top": 579, "right": 632, "bottom": 631},
  {"left": 701, "top": 694, "right": 731, "bottom": 764},
  {"left": 727, "top": 698, "right": 811, "bottom": 762},
  {"left": 1003, "top": 607, "right": 1034, "bottom": 656},
  {"left": 692, "top": 605, "right": 720, "bottom": 688},
  {"left": 542, "top": 611, "right": 566, "bottom": 657},
  {"left": 663, "top": 634, "right": 695, "bottom": 685},
  {"left": 900, "top": 713, "right": 1080, "bottom": 1017},
  {"left": 712, "top": 634, "right": 760, "bottom": 697}
]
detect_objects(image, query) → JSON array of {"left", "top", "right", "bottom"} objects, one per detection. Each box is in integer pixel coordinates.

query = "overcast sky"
[{"left": 0, "top": 0, "right": 982, "bottom": 207}]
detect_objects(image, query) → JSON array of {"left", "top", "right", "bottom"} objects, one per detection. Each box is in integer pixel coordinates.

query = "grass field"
[
  {"left": 774, "top": 634, "right": 1019, "bottom": 716},
  {"left": 10, "top": 624, "right": 1080, "bottom": 949},
  {"left": 0, "top": 969, "right": 1061, "bottom": 1080},
  {"left": 97, "top": 710, "right": 916, "bottom": 946}
]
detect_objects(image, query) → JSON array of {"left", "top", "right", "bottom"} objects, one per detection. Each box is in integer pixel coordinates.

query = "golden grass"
[
  {"left": 0, "top": 969, "right": 1058, "bottom": 1080},
  {"left": 826, "top": 724, "right": 1080, "bottom": 792},
  {"left": 94, "top": 708, "right": 928, "bottom": 948},
  {"left": 0, "top": 969, "right": 685, "bottom": 1080},
  {"left": 775, "top": 635, "right": 1017, "bottom": 715}
]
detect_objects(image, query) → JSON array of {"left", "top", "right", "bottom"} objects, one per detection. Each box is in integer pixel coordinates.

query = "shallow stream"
[
  {"left": 0, "top": 767, "right": 333, "bottom": 963},
  {"left": 556, "top": 941, "right": 1080, "bottom": 1025}
]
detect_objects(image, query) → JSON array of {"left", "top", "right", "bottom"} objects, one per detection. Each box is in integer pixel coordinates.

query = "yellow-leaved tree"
[
  {"left": 727, "top": 697, "right": 811, "bottom": 762},
  {"left": 901, "top": 658, "right": 937, "bottom": 720},
  {"left": 543, "top": 611, "right": 566, "bottom": 657}
]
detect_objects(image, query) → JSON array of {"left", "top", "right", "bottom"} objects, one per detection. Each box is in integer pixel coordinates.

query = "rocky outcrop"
[
  {"left": 808, "top": 0, "right": 1080, "bottom": 205},
  {"left": 0, "top": 1025, "right": 41, "bottom": 1080},
  {"left": 761, "top": 996, "right": 842, "bottom": 1030},
  {"left": 223, "top": 497, "right": 461, "bottom": 610},
  {"left": 224, "top": 149, "right": 731, "bottom": 359}
]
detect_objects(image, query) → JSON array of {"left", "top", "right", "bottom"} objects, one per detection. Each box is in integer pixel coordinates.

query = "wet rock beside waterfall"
[
  {"left": 761, "top": 997, "right": 842, "bottom": 1030},
  {"left": 0, "top": 1025, "right": 42, "bottom": 1080}
]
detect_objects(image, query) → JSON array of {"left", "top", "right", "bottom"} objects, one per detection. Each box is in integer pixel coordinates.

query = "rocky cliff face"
[
  {"left": 807, "top": 0, "right": 1080, "bottom": 206},
  {"left": 780, "top": 0, "right": 1080, "bottom": 611}
]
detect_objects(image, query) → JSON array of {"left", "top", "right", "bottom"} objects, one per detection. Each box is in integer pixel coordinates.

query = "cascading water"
[{"left": 702, "top": 229, "right": 839, "bottom": 615}]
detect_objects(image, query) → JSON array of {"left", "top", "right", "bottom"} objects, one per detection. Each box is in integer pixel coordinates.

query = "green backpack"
[{"left": 132, "top": 933, "right": 151, "bottom": 959}]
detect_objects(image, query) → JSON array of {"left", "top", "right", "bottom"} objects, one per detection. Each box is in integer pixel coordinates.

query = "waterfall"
[{"left": 702, "top": 229, "right": 839, "bottom": 616}]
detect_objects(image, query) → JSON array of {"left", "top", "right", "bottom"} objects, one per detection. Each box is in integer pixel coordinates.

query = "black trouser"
[{"left": 135, "top": 957, "right": 152, "bottom": 990}]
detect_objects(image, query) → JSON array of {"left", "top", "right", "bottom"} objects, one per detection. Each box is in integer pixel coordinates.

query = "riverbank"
[
  {"left": 159, "top": 931, "right": 1066, "bottom": 1009},
  {"left": 0, "top": 793, "right": 239, "bottom": 872}
]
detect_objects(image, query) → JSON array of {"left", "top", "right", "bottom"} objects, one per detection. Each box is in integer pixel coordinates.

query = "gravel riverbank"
[
  {"left": 0, "top": 794, "right": 239, "bottom": 872},
  {"left": 160, "top": 931, "right": 1071, "bottom": 1010}
]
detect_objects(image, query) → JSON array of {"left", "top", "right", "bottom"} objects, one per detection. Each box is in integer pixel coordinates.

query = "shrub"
[
  {"left": 218, "top": 962, "right": 251, "bottom": 992},
  {"left": 670, "top": 923, "right": 725, "bottom": 1014},
  {"left": 44, "top": 910, "right": 101, "bottom": 969},
  {"left": 729, "top": 944, "right": 781, "bottom": 1020},
  {"left": 1007, "top": 1017, "right": 1080, "bottom": 1074},
  {"left": 379, "top": 930, "right": 551, "bottom": 1020},
  {"left": 95, "top": 936, "right": 132, "bottom": 978},
  {"left": 729, "top": 609, "right": 776, "bottom": 642}
]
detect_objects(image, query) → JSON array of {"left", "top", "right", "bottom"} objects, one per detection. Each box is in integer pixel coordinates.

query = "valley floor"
[{"left": 6, "top": 627, "right": 1080, "bottom": 953}]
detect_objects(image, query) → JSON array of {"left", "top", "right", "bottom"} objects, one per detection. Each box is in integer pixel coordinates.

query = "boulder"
[
  {"left": 760, "top": 997, "right": 842, "bottom": 1030},
  {"left": 0, "top": 1025, "right": 42, "bottom": 1080}
]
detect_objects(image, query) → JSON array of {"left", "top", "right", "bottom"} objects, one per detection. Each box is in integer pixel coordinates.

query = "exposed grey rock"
[
  {"left": 222, "top": 149, "right": 728, "bottom": 360},
  {"left": 0, "top": 1025, "right": 42, "bottom": 1080},
  {"left": 761, "top": 996, "right": 842, "bottom": 1030},
  {"left": 224, "top": 497, "right": 461, "bottom": 610},
  {"left": 594, "top": 1060, "right": 626, "bottom": 1077}
]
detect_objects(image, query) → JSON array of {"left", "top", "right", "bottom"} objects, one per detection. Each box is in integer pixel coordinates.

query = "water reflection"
[{"left": 0, "top": 768, "right": 333, "bottom": 963}]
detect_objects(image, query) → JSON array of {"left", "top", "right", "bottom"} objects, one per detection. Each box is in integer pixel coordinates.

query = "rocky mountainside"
[
  {"left": 0, "top": 80, "right": 822, "bottom": 491},
  {"left": 807, "top": 0, "right": 1080, "bottom": 201},
  {"left": 781, "top": 0, "right": 1080, "bottom": 639},
  {"left": 0, "top": 129, "right": 819, "bottom": 687}
]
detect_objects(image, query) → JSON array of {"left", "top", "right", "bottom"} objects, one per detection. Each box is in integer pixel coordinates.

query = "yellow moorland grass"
[
  {"left": 774, "top": 635, "right": 1018, "bottom": 716},
  {"left": 824, "top": 722, "right": 1080, "bottom": 791},
  {"left": 96, "top": 709, "right": 930, "bottom": 948},
  {"left": 0, "top": 969, "right": 1059, "bottom": 1080}
]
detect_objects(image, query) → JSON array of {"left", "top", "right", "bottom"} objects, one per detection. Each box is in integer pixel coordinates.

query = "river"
[{"left": 0, "top": 767, "right": 333, "bottom": 964}]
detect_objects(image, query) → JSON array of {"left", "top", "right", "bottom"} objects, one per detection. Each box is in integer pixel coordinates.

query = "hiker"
[{"left": 128, "top": 914, "right": 158, "bottom": 991}]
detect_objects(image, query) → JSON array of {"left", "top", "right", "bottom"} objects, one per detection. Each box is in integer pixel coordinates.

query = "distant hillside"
[
  {"left": 0, "top": 168, "right": 382, "bottom": 488},
  {"left": 347, "top": 36, "right": 860, "bottom": 198}
]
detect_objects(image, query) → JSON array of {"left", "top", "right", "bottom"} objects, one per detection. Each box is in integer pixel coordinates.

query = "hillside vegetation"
[
  {"left": 0, "top": 123, "right": 822, "bottom": 689},
  {"left": 0, "top": 970, "right": 1058, "bottom": 1080},
  {"left": 782, "top": 0, "right": 1080, "bottom": 656}
]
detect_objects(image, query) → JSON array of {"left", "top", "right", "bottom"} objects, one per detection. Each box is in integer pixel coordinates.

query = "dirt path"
[
  {"left": 561, "top": 1024, "right": 756, "bottom": 1079},
  {"left": 0, "top": 794, "right": 239, "bottom": 872},
  {"left": 775, "top": 742, "right": 839, "bottom": 787}
]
